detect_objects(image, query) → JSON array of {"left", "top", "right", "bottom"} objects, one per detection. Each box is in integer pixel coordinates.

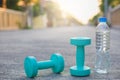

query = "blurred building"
[
  {"left": 0, "top": 0, "right": 27, "bottom": 30},
  {"left": 109, "top": 5, "right": 120, "bottom": 27},
  {"left": 0, "top": 0, "right": 82, "bottom": 30},
  {"left": 0, "top": 8, "right": 27, "bottom": 30}
]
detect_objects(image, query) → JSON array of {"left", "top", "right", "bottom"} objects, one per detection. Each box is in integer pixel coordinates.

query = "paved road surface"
[{"left": 0, "top": 26, "right": 120, "bottom": 80}]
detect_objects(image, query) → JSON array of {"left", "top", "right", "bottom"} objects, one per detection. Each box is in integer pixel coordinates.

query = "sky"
[{"left": 55, "top": 0, "right": 100, "bottom": 24}]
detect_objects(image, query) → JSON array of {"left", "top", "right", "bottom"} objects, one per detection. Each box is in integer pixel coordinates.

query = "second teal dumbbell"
[
  {"left": 70, "top": 37, "right": 91, "bottom": 76},
  {"left": 24, "top": 53, "right": 64, "bottom": 78}
]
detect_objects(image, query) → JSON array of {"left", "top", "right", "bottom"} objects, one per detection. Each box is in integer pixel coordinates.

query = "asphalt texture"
[{"left": 0, "top": 26, "right": 120, "bottom": 80}]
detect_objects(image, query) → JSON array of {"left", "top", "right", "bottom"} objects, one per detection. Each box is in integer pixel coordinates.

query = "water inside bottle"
[{"left": 95, "top": 31, "right": 110, "bottom": 74}]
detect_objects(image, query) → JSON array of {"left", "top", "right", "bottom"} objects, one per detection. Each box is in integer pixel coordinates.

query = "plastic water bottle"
[{"left": 95, "top": 17, "right": 110, "bottom": 74}]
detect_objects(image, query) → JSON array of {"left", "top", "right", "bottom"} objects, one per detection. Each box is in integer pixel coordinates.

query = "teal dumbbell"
[
  {"left": 70, "top": 37, "right": 91, "bottom": 76},
  {"left": 24, "top": 53, "right": 64, "bottom": 78}
]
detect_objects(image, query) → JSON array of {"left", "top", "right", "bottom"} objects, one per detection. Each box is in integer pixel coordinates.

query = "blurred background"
[{"left": 0, "top": 0, "right": 120, "bottom": 30}]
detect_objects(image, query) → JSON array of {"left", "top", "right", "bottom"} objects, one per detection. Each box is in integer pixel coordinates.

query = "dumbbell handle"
[
  {"left": 37, "top": 60, "right": 54, "bottom": 69},
  {"left": 76, "top": 46, "right": 85, "bottom": 70}
]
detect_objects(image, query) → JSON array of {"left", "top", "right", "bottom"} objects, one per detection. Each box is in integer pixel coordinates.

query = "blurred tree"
[
  {"left": 6, "top": 0, "right": 21, "bottom": 11},
  {"left": 44, "top": 1, "right": 62, "bottom": 27},
  {"left": 89, "top": 0, "right": 120, "bottom": 25},
  {"left": 5, "top": 0, "right": 43, "bottom": 17},
  {"left": 33, "top": 2, "right": 45, "bottom": 17},
  {"left": 0, "top": 0, "right": 2, "bottom": 7},
  {"left": 89, "top": 14, "right": 101, "bottom": 26},
  {"left": 99, "top": 0, "right": 120, "bottom": 13}
]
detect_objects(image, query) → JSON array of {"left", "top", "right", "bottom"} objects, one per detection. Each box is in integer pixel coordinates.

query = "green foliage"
[
  {"left": 24, "top": 0, "right": 31, "bottom": 4},
  {"left": 90, "top": 0, "right": 120, "bottom": 25},
  {"left": 6, "top": 0, "right": 44, "bottom": 16},
  {"left": 6, "top": 0, "right": 22, "bottom": 11},
  {"left": 23, "top": 26, "right": 32, "bottom": 29},
  {"left": 99, "top": 0, "right": 120, "bottom": 13},
  {"left": 16, "top": 21, "right": 32, "bottom": 29},
  {"left": 33, "top": 3, "right": 45, "bottom": 17},
  {"left": 89, "top": 14, "right": 101, "bottom": 26}
]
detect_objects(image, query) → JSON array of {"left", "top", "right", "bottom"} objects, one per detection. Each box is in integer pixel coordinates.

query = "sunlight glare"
[{"left": 56, "top": 0, "right": 100, "bottom": 24}]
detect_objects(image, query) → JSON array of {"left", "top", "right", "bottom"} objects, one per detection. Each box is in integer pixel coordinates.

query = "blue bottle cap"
[{"left": 99, "top": 17, "right": 107, "bottom": 22}]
